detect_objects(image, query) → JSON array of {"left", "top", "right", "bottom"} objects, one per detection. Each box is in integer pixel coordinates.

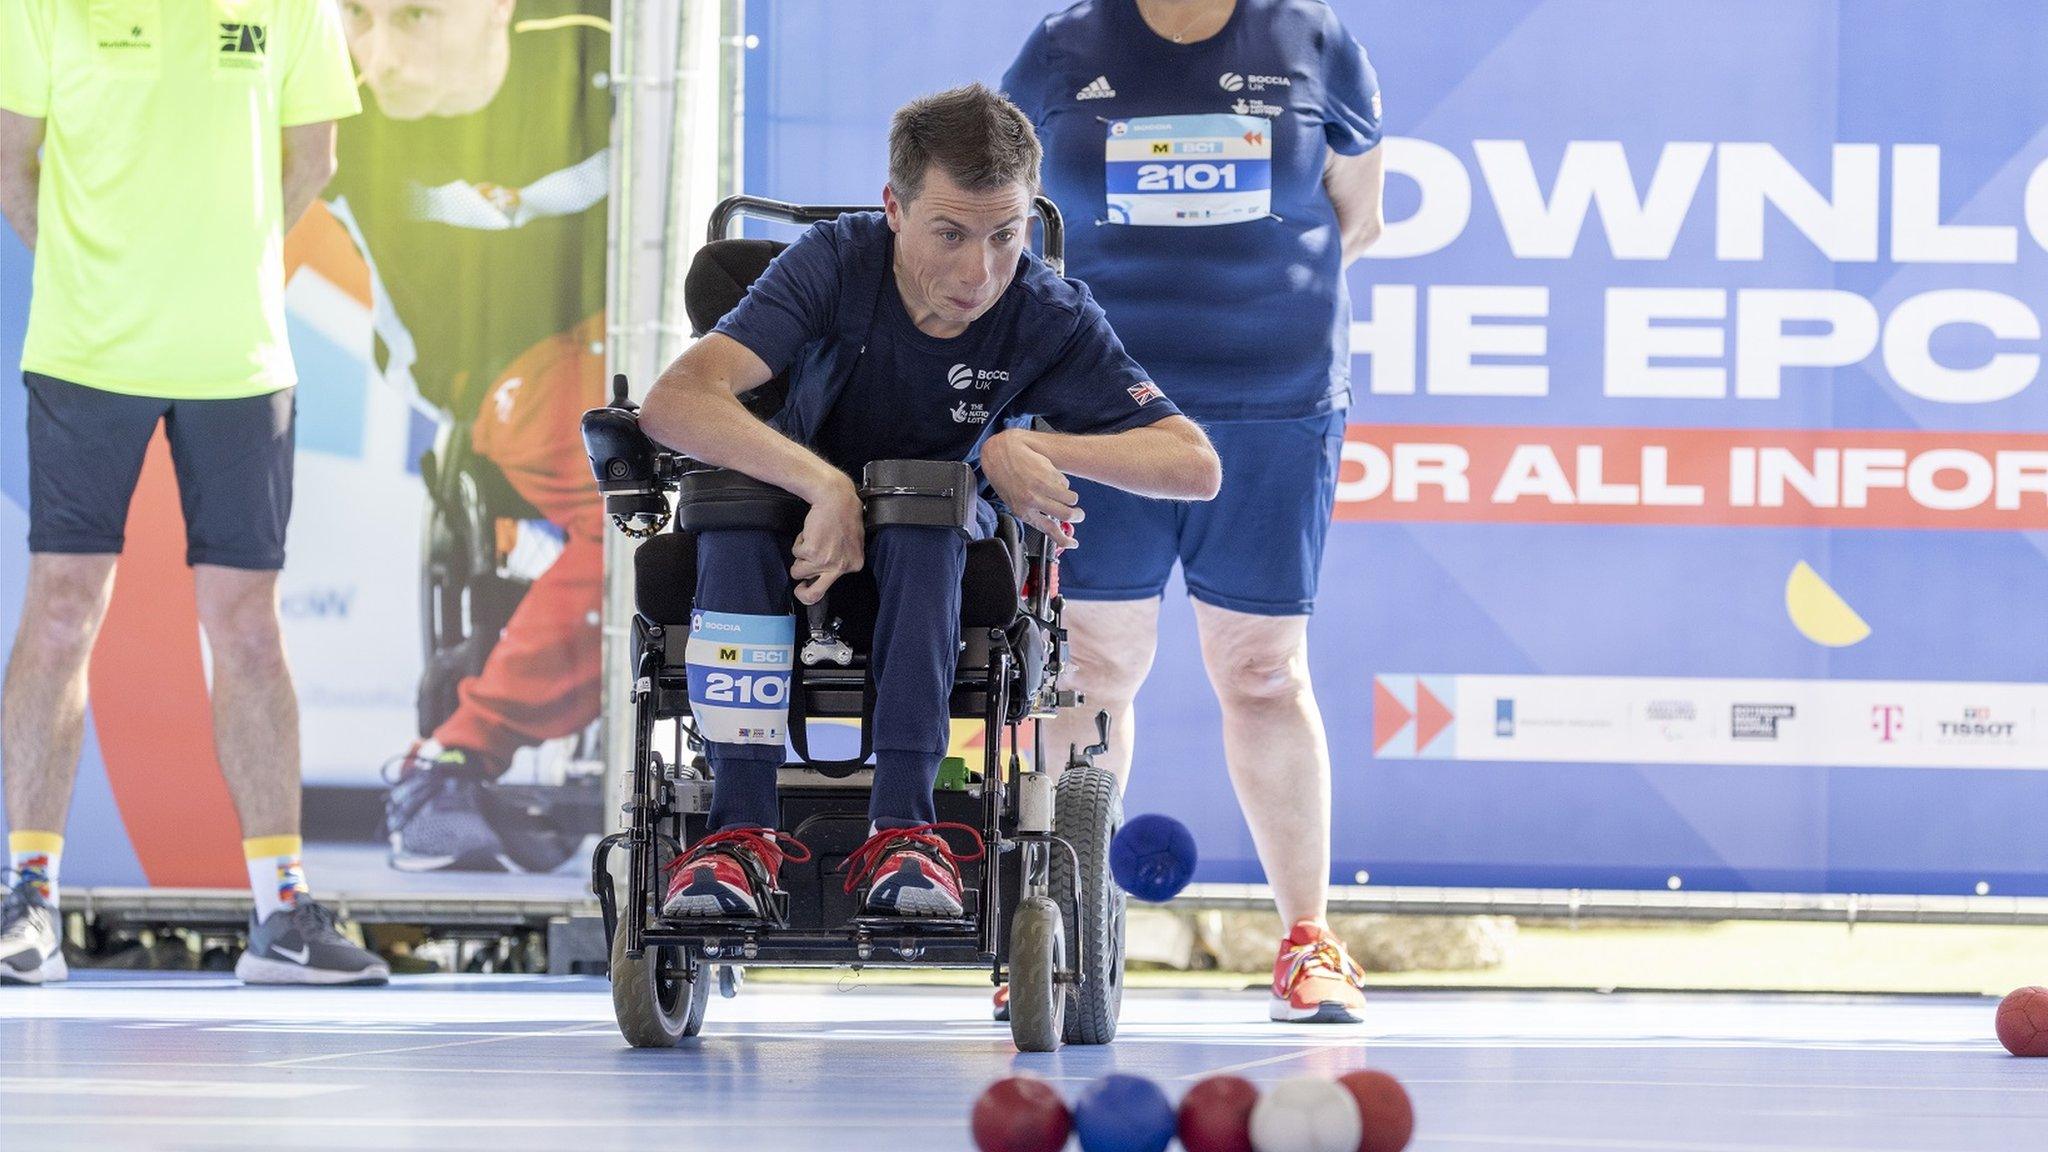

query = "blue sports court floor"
[{"left": 0, "top": 973, "right": 2037, "bottom": 1150}]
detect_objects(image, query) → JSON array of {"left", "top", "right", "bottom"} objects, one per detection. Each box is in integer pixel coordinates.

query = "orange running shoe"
[{"left": 1270, "top": 919, "right": 1367, "bottom": 1023}]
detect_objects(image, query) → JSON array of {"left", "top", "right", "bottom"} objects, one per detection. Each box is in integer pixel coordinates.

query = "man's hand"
[
  {"left": 790, "top": 474, "right": 865, "bottom": 604},
  {"left": 982, "top": 428, "right": 1083, "bottom": 549}
]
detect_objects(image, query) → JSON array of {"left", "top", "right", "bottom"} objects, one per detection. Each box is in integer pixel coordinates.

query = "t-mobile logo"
[{"left": 1871, "top": 704, "right": 1905, "bottom": 743}]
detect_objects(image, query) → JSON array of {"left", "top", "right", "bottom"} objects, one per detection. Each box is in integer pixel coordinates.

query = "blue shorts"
[{"left": 1060, "top": 411, "right": 1345, "bottom": 617}]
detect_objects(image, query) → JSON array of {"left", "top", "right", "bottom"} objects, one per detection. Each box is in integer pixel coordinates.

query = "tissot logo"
[{"left": 219, "top": 22, "right": 268, "bottom": 56}]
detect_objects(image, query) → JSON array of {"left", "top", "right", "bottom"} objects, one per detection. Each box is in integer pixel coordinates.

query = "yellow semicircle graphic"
[{"left": 1785, "top": 561, "right": 1872, "bottom": 647}]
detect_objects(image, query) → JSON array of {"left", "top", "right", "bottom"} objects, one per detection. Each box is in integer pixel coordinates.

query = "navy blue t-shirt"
[
  {"left": 712, "top": 211, "right": 1179, "bottom": 477},
  {"left": 1003, "top": 0, "right": 1382, "bottom": 422}
]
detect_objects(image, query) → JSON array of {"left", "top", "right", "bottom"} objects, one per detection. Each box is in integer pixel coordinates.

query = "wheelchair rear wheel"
[
  {"left": 1007, "top": 894, "right": 1067, "bottom": 1052},
  {"left": 611, "top": 930, "right": 710, "bottom": 1047},
  {"left": 1053, "top": 763, "right": 1126, "bottom": 1045}
]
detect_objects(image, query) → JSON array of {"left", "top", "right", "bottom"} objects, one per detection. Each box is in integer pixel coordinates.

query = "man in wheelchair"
[{"left": 636, "top": 83, "right": 1220, "bottom": 922}]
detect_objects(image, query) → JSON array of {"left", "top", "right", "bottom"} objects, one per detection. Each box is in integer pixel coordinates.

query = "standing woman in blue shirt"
[{"left": 1003, "top": 0, "right": 1385, "bottom": 1024}]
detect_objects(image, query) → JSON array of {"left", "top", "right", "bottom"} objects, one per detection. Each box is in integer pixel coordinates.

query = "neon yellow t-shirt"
[{"left": 0, "top": 0, "right": 361, "bottom": 398}]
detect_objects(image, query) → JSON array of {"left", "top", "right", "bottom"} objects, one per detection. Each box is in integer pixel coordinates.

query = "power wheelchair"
[{"left": 582, "top": 196, "right": 1126, "bottom": 1053}]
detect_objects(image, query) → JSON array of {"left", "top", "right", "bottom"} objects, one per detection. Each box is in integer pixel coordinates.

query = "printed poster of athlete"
[{"left": 297, "top": 0, "right": 612, "bottom": 877}]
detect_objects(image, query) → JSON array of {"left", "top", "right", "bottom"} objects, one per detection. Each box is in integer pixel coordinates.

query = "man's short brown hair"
[{"left": 888, "top": 83, "right": 1042, "bottom": 204}]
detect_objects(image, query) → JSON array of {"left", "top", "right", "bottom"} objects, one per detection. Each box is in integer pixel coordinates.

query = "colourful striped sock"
[
  {"left": 244, "top": 835, "right": 309, "bottom": 923},
  {"left": 8, "top": 830, "right": 63, "bottom": 907}
]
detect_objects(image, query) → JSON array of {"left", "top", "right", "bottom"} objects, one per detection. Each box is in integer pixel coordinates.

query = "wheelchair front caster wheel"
[
  {"left": 1007, "top": 894, "right": 1066, "bottom": 1053},
  {"left": 611, "top": 929, "right": 710, "bottom": 1047}
]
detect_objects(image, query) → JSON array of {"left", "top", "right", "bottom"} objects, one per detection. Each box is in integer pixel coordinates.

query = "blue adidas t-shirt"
[
  {"left": 1003, "top": 0, "right": 1382, "bottom": 422},
  {"left": 712, "top": 211, "right": 1179, "bottom": 477}
]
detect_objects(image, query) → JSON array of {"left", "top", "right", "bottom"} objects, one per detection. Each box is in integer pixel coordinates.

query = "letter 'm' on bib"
[{"left": 685, "top": 610, "right": 795, "bottom": 746}]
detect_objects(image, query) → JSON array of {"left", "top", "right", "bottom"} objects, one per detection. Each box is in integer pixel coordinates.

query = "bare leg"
[
  {"left": 193, "top": 566, "right": 300, "bottom": 839},
  {"left": 3, "top": 554, "right": 119, "bottom": 834},
  {"left": 1041, "top": 598, "right": 1161, "bottom": 786},
  {"left": 1192, "top": 601, "right": 1329, "bottom": 930}
]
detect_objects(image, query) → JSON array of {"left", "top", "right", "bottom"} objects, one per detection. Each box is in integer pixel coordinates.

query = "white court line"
[
  {"left": 253, "top": 1020, "right": 613, "bottom": 1067},
  {"left": 1177, "top": 1045, "right": 1335, "bottom": 1080},
  {"left": 0, "top": 1056, "right": 2033, "bottom": 1097},
  {"left": 0, "top": 1076, "right": 353, "bottom": 1099},
  {"left": 0, "top": 1114, "right": 955, "bottom": 1130},
  {"left": 1429, "top": 1137, "right": 1989, "bottom": 1152}
]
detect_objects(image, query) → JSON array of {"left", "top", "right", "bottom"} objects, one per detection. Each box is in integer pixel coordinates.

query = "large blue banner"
[{"left": 744, "top": 1, "right": 2048, "bottom": 895}]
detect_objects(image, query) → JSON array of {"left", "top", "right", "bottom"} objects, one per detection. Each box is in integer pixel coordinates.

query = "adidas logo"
[{"left": 1076, "top": 76, "right": 1116, "bottom": 101}]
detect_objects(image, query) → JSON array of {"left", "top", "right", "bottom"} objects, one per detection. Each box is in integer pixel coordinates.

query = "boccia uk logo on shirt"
[
  {"left": 1220, "top": 72, "right": 1291, "bottom": 92},
  {"left": 948, "top": 363, "right": 1007, "bottom": 390}
]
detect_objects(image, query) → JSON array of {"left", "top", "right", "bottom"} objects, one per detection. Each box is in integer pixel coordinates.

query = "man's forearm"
[
  {"left": 640, "top": 376, "right": 847, "bottom": 505},
  {"left": 1325, "top": 144, "right": 1385, "bottom": 267},
  {"left": 1019, "top": 420, "right": 1220, "bottom": 500},
  {"left": 0, "top": 163, "right": 38, "bottom": 250}
]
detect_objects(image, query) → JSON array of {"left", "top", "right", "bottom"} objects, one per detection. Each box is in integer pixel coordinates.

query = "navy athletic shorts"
[
  {"left": 23, "top": 371, "right": 296, "bottom": 570},
  {"left": 1058, "top": 411, "right": 1345, "bottom": 617}
]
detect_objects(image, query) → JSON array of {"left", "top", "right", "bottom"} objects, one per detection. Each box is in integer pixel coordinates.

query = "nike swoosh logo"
[{"left": 272, "top": 945, "right": 311, "bottom": 964}]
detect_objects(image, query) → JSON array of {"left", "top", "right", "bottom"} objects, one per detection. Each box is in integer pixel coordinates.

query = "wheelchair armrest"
[
  {"left": 676, "top": 467, "right": 810, "bottom": 535},
  {"left": 860, "top": 459, "right": 977, "bottom": 538}
]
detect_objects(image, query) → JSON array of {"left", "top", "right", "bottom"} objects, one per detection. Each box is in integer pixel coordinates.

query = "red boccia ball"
[
  {"left": 972, "top": 1076, "right": 1073, "bottom": 1152},
  {"left": 1337, "top": 1070, "right": 1415, "bottom": 1152},
  {"left": 1178, "top": 1074, "right": 1258, "bottom": 1152},
  {"left": 1996, "top": 986, "right": 2048, "bottom": 1057}
]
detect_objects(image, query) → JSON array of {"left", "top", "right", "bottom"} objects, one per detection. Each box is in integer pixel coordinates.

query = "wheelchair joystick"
[{"left": 582, "top": 375, "right": 673, "bottom": 538}]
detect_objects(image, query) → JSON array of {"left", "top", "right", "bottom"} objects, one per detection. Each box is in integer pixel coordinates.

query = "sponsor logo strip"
[{"left": 1372, "top": 673, "right": 2048, "bottom": 769}]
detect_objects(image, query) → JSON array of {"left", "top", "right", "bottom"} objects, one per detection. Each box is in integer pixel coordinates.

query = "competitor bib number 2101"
[
  {"left": 685, "top": 610, "right": 794, "bottom": 746},
  {"left": 1105, "top": 114, "right": 1273, "bottom": 227}
]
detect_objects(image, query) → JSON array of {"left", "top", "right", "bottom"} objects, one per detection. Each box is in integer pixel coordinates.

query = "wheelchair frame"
[{"left": 585, "top": 195, "right": 1124, "bottom": 1053}]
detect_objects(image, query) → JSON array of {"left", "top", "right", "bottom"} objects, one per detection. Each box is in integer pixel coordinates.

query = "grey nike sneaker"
[
  {"left": 0, "top": 876, "right": 65, "bottom": 985},
  {"left": 235, "top": 900, "right": 390, "bottom": 986},
  {"left": 385, "top": 747, "right": 510, "bottom": 872}
]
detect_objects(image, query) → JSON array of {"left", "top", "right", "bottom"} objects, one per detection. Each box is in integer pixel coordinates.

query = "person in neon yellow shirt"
[{"left": 0, "top": 0, "right": 386, "bottom": 987}]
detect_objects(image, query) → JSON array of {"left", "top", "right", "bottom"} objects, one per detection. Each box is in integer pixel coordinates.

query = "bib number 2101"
[{"left": 1135, "top": 162, "right": 1238, "bottom": 191}]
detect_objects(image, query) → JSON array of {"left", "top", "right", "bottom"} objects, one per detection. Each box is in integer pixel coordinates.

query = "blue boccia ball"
[
  {"left": 1073, "top": 1073, "right": 1176, "bottom": 1152},
  {"left": 1110, "top": 813, "right": 1198, "bottom": 903}
]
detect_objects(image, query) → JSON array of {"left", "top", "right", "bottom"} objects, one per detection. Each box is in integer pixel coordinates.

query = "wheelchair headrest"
[{"left": 684, "top": 239, "right": 789, "bottom": 336}]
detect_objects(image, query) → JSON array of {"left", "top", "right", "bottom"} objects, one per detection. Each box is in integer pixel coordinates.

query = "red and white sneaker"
[
  {"left": 1270, "top": 919, "right": 1368, "bottom": 1023},
  {"left": 660, "top": 827, "right": 811, "bottom": 919},
  {"left": 842, "top": 823, "right": 984, "bottom": 917},
  {"left": 992, "top": 983, "right": 1011, "bottom": 1022}
]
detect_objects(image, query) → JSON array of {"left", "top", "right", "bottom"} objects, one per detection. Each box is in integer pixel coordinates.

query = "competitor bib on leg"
[{"left": 686, "top": 610, "right": 794, "bottom": 746}]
